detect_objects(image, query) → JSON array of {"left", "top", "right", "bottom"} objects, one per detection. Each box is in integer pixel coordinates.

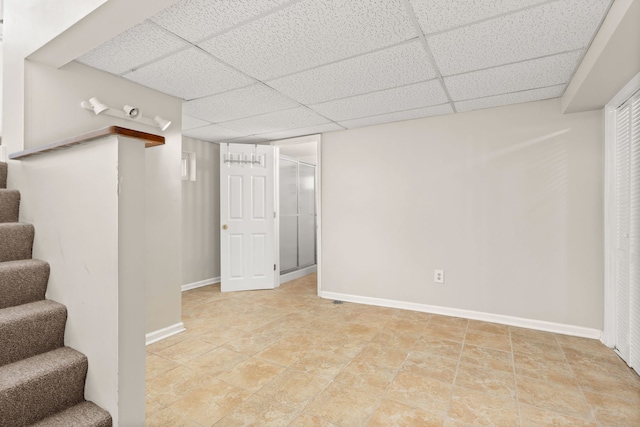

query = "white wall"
[
  {"left": 23, "top": 60, "right": 183, "bottom": 337},
  {"left": 182, "top": 137, "right": 220, "bottom": 286},
  {"left": 322, "top": 98, "right": 604, "bottom": 331}
]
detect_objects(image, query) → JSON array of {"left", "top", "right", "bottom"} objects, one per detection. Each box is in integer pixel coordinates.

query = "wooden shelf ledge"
[{"left": 9, "top": 126, "right": 165, "bottom": 160}]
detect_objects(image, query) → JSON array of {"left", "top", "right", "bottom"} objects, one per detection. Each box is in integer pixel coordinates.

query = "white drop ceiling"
[{"left": 76, "top": 0, "right": 612, "bottom": 143}]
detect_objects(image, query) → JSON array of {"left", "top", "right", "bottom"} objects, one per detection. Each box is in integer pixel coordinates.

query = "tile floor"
[{"left": 145, "top": 273, "right": 640, "bottom": 426}]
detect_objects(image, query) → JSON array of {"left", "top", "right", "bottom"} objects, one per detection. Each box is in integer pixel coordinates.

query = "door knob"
[{"left": 222, "top": 224, "right": 228, "bottom": 230}]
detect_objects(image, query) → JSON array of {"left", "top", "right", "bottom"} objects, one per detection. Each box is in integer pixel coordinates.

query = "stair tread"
[
  {"left": 0, "top": 222, "right": 35, "bottom": 262},
  {"left": 0, "top": 259, "right": 50, "bottom": 309},
  {"left": 0, "top": 299, "right": 65, "bottom": 321},
  {"left": 30, "top": 401, "right": 112, "bottom": 427},
  {"left": 0, "top": 347, "right": 85, "bottom": 389}
]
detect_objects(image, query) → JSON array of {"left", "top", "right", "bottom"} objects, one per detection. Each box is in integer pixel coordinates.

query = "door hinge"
[{"left": 274, "top": 264, "right": 276, "bottom": 271}]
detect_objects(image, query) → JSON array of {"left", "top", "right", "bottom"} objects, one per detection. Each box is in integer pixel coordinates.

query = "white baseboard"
[
  {"left": 321, "top": 291, "right": 602, "bottom": 340},
  {"left": 145, "top": 322, "right": 185, "bottom": 346},
  {"left": 280, "top": 265, "right": 317, "bottom": 285},
  {"left": 182, "top": 277, "right": 220, "bottom": 292}
]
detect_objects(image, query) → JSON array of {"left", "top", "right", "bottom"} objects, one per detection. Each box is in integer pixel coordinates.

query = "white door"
[{"left": 220, "top": 143, "right": 276, "bottom": 292}]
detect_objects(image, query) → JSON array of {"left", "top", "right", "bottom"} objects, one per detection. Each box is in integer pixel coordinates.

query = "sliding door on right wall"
[{"left": 279, "top": 156, "right": 317, "bottom": 274}]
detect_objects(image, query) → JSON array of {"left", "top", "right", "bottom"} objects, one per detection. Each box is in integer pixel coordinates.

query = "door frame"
[
  {"left": 603, "top": 72, "right": 640, "bottom": 347},
  {"left": 270, "top": 134, "right": 323, "bottom": 296}
]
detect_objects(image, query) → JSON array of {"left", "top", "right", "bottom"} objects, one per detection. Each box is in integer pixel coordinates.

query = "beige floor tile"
[
  {"left": 146, "top": 354, "right": 180, "bottom": 380},
  {"left": 305, "top": 382, "right": 383, "bottom": 426},
  {"left": 401, "top": 351, "right": 459, "bottom": 383},
  {"left": 366, "top": 399, "right": 444, "bottom": 427},
  {"left": 188, "top": 346, "right": 249, "bottom": 376},
  {"left": 448, "top": 387, "right": 519, "bottom": 427},
  {"left": 257, "top": 369, "right": 331, "bottom": 409},
  {"left": 516, "top": 375, "right": 592, "bottom": 420},
  {"left": 221, "top": 332, "right": 276, "bottom": 356},
  {"left": 215, "top": 393, "right": 299, "bottom": 426},
  {"left": 386, "top": 371, "right": 452, "bottom": 415},
  {"left": 467, "top": 320, "right": 509, "bottom": 336},
  {"left": 583, "top": 390, "right": 640, "bottom": 427},
  {"left": 333, "top": 370, "right": 393, "bottom": 395},
  {"left": 464, "top": 330, "right": 512, "bottom": 352},
  {"left": 145, "top": 395, "right": 164, "bottom": 418},
  {"left": 288, "top": 413, "right": 339, "bottom": 427},
  {"left": 146, "top": 330, "right": 193, "bottom": 353},
  {"left": 217, "top": 357, "right": 285, "bottom": 391},
  {"left": 454, "top": 362, "right": 516, "bottom": 400},
  {"left": 155, "top": 339, "right": 217, "bottom": 364},
  {"left": 519, "top": 404, "right": 598, "bottom": 427},
  {"left": 422, "top": 324, "right": 467, "bottom": 343},
  {"left": 413, "top": 335, "right": 463, "bottom": 359},
  {"left": 146, "top": 365, "right": 214, "bottom": 406},
  {"left": 338, "top": 322, "right": 380, "bottom": 340},
  {"left": 371, "top": 331, "right": 418, "bottom": 350},
  {"left": 196, "top": 326, "right": 252, "bottom": 346},
  {"left": 255, "top": 339, "right": 308, "bottom": 367},
  {"left": 145, "top": 407, "right": 201, "bottom": 427},
  {"left": 353, "top": 342, "right": 410, "bottom": 369},
  {"left": 429, "top": 315, "right": 469, "bottom": 329},
  {"left": 461, "top": 344, "right": 513, "bottom": 373},
  {"left": 169, "top": 378, "right": 252, "bottom": 426},
  {"left": 385, "top": 317, "right": 427, "bottom": 335},
  {"left": 509, "top": 326, "right": 558, "bottom": 345},
  {"left": 290, "top": 350, "right": 350, "bottom": 380},
  {"left": 340, "top": 359, "right": 397, "bottom": 386},
  {"left": 511, "top": 337, "right": 564, "bottom": 358}
]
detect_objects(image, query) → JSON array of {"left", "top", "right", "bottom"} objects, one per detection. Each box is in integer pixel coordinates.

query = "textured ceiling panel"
[
  {"left": 125, "top": 48, "right": 255, "bottom": 100},
  {"left": 199, "top": 0, "right": 416, "bottom": 80},
  {"left": 150, "top": 0, "right": 292, "bottom": 43},
  {"left": 182, "top": 114, "right": 212, "bottom": 131},
  {"left": 76, "top": 21, "right": 188, "bottom": 75},
  {"left": 338, "top": 104, "right": 454, "bottom": 129},
  {"left": 182, "top": 124, "right": 247, "bottom": 142},
  {"left": 445, "top": 50, "right": 582, "bottom": 101},
  {"left": 310, "top": 80, "right": 449, "bottom": 121},
  {"left": 259, "top": 123, "right": 344, "bottom": 141},
  {"left": 219, "top": 107, "right": 330, "bottom": 135},
  {"left": 218, "top": 135, "right": 270, "bottom": 144},
  {"left": 267, "top": 40, "right": 435, "bottom": 104},
  {"left": 429, "top": 0, "right": 610, "bottom": 76},
  {"left": 183, "top": 83, "right": 299, "bottom": 123},
  {"left": 455, "top": 85, "right": 565, "bottom": 112},
  {"left": 409, "top": 0, "right": 547, "bottom": 35}
]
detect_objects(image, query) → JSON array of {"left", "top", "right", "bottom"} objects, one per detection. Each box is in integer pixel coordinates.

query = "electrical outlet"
[{"left": 434, "top": 269, "right": 444, "bottom": 284}]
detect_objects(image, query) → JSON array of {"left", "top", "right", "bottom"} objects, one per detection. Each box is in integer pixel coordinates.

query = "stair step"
[
  {"left": 30, "top": 401, "right": 112, "bottom": 427},
  {"left": 0, "top": 189, "right": 20, "bottom": 223},
  {"left": 0, "top": 259, "right": 49, "bottom": 309},
  {"left": 0, "top": 162, "right": 6, "bottom": 189},
  {"left": 0, "top": 347, "right": 88, "bottom": 427},
  {"left": 0, "top": 223, "right": 34, "bottom": 262},
  {"left": 0, "top": 300, "right": 66, "bottom": 367}
]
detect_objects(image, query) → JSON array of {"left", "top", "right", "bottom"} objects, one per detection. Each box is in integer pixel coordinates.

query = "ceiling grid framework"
[{"left": 76, "top": 0, "right": 613, "bottom": 143}]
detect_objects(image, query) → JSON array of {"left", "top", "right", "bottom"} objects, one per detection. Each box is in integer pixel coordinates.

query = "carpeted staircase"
[{"left": 0, "top": 162, "right": 112, "bottom": 426}]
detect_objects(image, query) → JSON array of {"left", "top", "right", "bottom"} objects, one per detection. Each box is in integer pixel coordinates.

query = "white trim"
[
  {"left": 321, "top": 291, "right": 602, "bottom": 340},
  {"left": 280, "top": 265, "right": 317, "bottom": 284},
  {"left": 181, "top": 277, "right": 220, "bottom": 292},
  {"left": 145, "top": 322, "right": 185, "bottom": 346},
  {"left": 0, "top": 145, "right": 7, "bottom": 162},
  {"left": 603, "top": 71, "right": 640, "bottom": 347}
]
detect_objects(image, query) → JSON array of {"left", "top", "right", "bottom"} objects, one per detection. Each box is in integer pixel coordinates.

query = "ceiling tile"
[
  {"left": 182, "top": 124, "right": 248, "bottom": 142},
  {"left": 444, "top": 50, "right": 582, "bottom": 101},
  {"left": 220, "top": 107, "right": 330, "bottom": 135},
  {"left": 338, "top": 104, "right": 453, "bottom": 129},
  {"left": 259, "top": 123, "right": 344, "bottom": 141},
  {"left": 76, "top": 21, "right": 189, "bottom": 75},
  {"left": 182, "top": 115, "right": 211, "bottom": 131},
  {"left": 409, "top": 0, "right": 547, "bottom": 35},
  {"left": 182, "top": 83, "right": 299, "bottom": 123},
  {"left": 310, "top": 80, "right": 449, "bottom": 122},
  {"left": 428, "top": 0, "right": 610, "bottom": 75},
  {"left": 218, "top": 136, "right": 270, "bottom": 144},
  {"left": 455, "top": 85, "right": 565, "bottom": 112},
  {"left": 267, "top": 40, "right": 435, "bottom": 104},
  {"left": 150, "top": 0, "right": 291, "bottom": 43},
  {"left": 199, "top": 0, "right": 416, "bottom": 80},
  {"left": 124, "top": 48, "right": 255, "bottom": 100}
]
